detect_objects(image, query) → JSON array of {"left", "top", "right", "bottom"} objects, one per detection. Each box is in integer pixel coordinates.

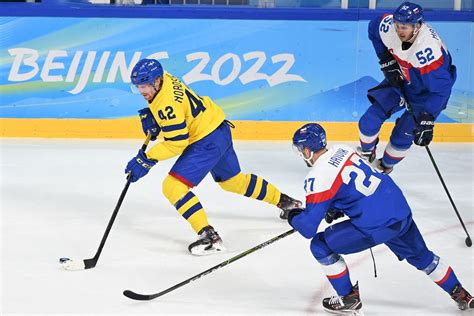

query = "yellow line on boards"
[{"left": 0, "top": 118, "right": 472, "bottom": 142}]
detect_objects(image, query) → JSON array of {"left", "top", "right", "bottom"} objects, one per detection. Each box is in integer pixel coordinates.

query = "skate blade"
[
  {"left": 323, "top": 307, "right": 364, "bottom": 315},
  {"left": 190, "top": 243, "right": 226, "bottom": 256}
]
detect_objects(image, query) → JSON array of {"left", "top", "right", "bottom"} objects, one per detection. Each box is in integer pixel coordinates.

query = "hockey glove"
[
  {"left": 379, "top": 54, "right": 404, "bottom": 88},
  {"left": 413, "top": 112, "right": 435, "bottom": 146},
  {"left": 138, "top": 108, "right": 161, "bottom": 141},
  {"left": 125, "top": 149, "right": 157, "bottom": 183},
  {"left": 287, "top": 208, "right": 305, "bottom": 227},
  {"left": 325, "top": 209, "right": 344, "bottom": 224}
]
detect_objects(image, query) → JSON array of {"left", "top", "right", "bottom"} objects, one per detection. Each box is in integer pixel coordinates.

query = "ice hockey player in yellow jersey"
[{"left": 125, "top": 59, "right": 301, "bottom": 255}]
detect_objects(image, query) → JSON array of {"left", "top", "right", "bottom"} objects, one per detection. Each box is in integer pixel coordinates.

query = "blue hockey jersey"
[
  {"left": 368, "top": 14, "right": 456, "bottom": 117},
  {"left": 291, "top": 145, "right": 411, "bottom": 239}
]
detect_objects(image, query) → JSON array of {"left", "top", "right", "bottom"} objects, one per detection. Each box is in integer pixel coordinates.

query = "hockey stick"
[
  {"left": 400, "top": 91, "right": 472, "bottom": 247},
  {"left": 421, "top": 145, "right": 472, "bottom": 247},
  {"left": 123, "top": 228, "right": 296, "bottom": 300},
  {"left": 59, "top": 133, "right": 153, "bottom": 270},
  {"left": 369, "top": 83, "right": 472, "bottom": 247}
]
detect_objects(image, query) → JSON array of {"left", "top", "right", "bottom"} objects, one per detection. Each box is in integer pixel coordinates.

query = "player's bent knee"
[
  {"left": 162, "top": 174, "right": 190, "bottom": 205},
  {"left": 310, "top": 233, "right": 333, "bottom": 260},
  {"left": 218, "top": 172, "right": 248, "bottom": 194}
]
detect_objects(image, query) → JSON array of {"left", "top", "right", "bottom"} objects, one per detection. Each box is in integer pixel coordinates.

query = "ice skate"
[
  {"left": 372, "top": 158, "right": 393, "bottom": 174},
  {"left": 188, "top": 225, "right": 225, "bottom": 256},
  {"left": 277, "top": 193, "right": 303, "bottom": 220},
  {"left": 322, "top": 282, "right": 362, "bottom": 314},
  {"left": 451, "top": 284, "right": 474, "bottom": 311},
  {"left": 356, "top": 146, "right": 376, "bottom": 163}
]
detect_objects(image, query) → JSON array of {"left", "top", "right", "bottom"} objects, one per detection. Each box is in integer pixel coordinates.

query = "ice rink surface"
[{"left": 1, "top": 138, "right": 473, "bottom": 315}]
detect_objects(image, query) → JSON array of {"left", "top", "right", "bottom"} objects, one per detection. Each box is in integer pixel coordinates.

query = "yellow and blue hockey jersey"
[{"left": 146, "top": 72, "right": 225, "bottom": 161}]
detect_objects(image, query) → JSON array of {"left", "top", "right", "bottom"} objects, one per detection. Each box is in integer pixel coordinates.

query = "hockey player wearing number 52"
[
  {"left": 287, "top": 123, "right": 473, "bottom": 313},
  {"left": 124, "top": 58, "right": 301, "bottom": 256},
  {"left": 358, "top": 2, "right": 457, "bottom": 174}
]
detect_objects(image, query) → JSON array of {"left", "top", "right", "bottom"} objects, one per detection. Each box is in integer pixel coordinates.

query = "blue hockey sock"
[
  {"left": 360, "top": 139, "right": 378, "bottom": 153},
  {"left": 425, "top": 256, "right": 461, "bottom": 294},
  {"left": 319, "top": 254, "right": 353, "bottom": 296},
  {"left": 434, "top": 267, "right": 460, "bottom": 293},
  {"left": 382, "top": 142, "right": 409, "bottom": 167},
  {"left": 358, "top": 102, "right": 385, "bottom": 152}
]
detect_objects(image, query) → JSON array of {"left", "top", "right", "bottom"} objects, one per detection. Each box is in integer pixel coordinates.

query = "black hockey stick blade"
[
  {"left": 123, "top": 229, "right": 296, "bottom": 301},
  {"left": 123, "top": 290, "right": 155, "bottom": 301},
  {"left": 466, "top": 236, "right": 472, "bottom": 247},
  {"left": 84, "top": 257, "right": 98, "bottom": 269}
]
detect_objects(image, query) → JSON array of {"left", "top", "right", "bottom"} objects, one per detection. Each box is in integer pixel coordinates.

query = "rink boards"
[
  {"left": 0, "top": 6, "right": 472, "bottom": 141},
  {"left": 0, "top": 118, "right": 472, "bottom": 142}
]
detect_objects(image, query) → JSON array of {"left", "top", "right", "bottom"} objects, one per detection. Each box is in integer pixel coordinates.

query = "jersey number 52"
[{"left": 416, "top": 48, "right": 434, "bottom": 65}]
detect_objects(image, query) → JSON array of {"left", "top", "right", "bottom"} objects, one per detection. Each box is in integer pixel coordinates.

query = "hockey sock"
[
  {"left": 382, "top": 141, "right": 409, "bottom": 167},
  {"left": 425, "top": 256, "right": 461, "bottom": 294},
  {"left": 319, "top": 254, "right": 353, "bottom": 296},
  {"left": 218, "top": 172, "right": 280, "bottom": 205},
  {"left": 358, "top": 103, "right": 384, "bottom": 152},
  {"left": 163, "top": 175, "right": 209, "bottom": 233},
  {"left": 359, "top": 133, "right": 379, "bottom": 153},
  {"left": 175, "top": 191, "right": 208, "bottom": 233}
]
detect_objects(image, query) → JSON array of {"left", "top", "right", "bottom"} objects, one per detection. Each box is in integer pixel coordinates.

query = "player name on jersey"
[{"left": 328, "top": 148, "right": 350, "bottom": 168}]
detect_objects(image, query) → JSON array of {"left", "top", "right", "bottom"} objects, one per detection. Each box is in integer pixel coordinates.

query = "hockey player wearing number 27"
[
  {"left": 287, "top": 123, "right": 473, "bottom": 313},
  {"left": 358, "top": 2, "right": 457, "bottom": 174},
  {"left": 125, "top": 58, "right": 301, "bottom": 256}
]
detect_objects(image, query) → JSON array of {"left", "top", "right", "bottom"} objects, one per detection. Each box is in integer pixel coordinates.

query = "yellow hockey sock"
[
  {"left": 162, "top": 175, "right": 209, "bottom": 233},
  {"left": 218, "top": 172, "right": 281, "bottom": 205}
]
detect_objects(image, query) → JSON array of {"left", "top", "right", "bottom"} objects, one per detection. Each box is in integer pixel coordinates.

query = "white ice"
[{"left": 1, "top": 138, "right": 473, "bottom": 315}]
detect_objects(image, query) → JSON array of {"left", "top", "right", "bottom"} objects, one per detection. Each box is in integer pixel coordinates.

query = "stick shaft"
[
  {"left": 424, "top": 146, "right": 471, "bottom": 241},
  {"left": 84, "top": 133, "right": 153, "bottom": 269},
  {"left": 124, "top": 229, "right": 296, "bottom": 300}
]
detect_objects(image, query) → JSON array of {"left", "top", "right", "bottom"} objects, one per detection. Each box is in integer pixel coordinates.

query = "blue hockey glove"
[
  {"left": 138, "top": 108, "right": 160, "bottom": 141},
  {"left": 413, "top": 112, "right": 435, "bottom": 146},
  {"left": 379, "top": 54, "right": 404, "bottom": 88},
  {"left": 325, "top": 209, "right": 344, "bottom": 224},
  {"left": 287, "top": 208, "right": 304, "bottom": 227},
  {"left": 125, "top": 149, "right": 157, "bottom": 183}
]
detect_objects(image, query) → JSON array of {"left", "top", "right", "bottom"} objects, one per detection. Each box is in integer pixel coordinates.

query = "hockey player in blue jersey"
[
  {"left": 358, "top": 2, "right": 457, "bottom": 173},
  {"left": 287, "top": 123, "right": 472, "bottom": 313}
]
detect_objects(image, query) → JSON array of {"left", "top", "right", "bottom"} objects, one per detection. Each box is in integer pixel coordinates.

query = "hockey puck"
[{"left": 59, "top": 257, "right": 71, "bottom": 263}]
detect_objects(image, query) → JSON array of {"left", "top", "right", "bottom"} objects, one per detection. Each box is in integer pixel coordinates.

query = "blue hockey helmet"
[
  {"left": 131, "top": 59, "right": 164, "bottom": 85},
  {"left": 292, "top": 123, "right": 327, "bottom": 153},
  {"left": 393, "top": 2, "right": 424, "bottom": 25}
]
